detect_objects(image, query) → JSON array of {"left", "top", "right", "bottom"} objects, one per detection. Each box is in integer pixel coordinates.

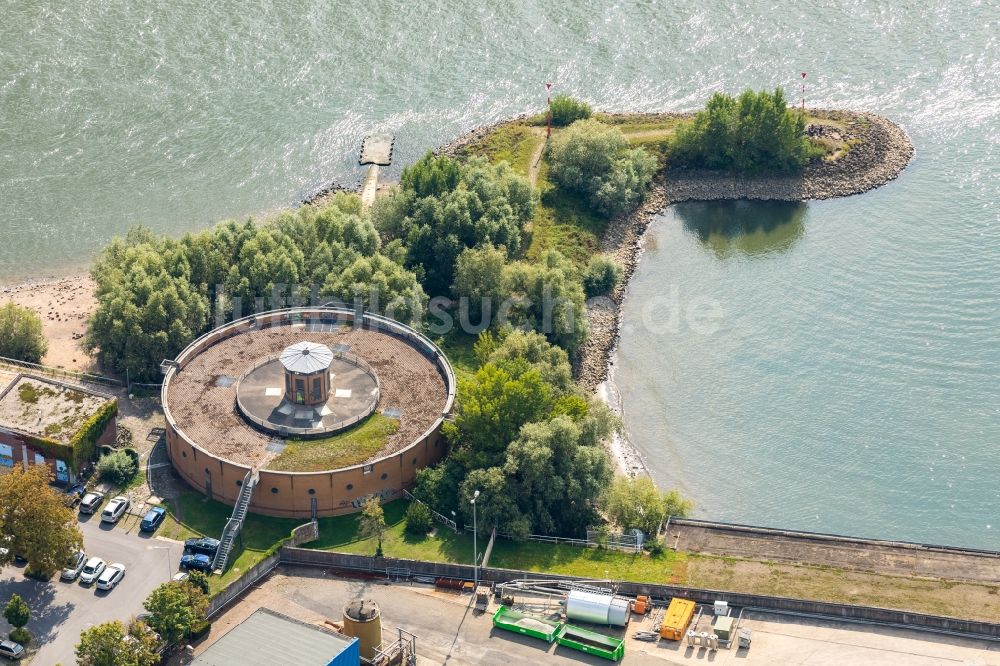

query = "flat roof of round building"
[{"left": 163, "top": 316, "right": 450, "bottom": 470}]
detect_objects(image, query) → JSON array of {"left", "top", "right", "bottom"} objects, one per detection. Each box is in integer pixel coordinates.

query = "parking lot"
[{"left": 0, "top": 504, "right": 185, "bottom": 665}]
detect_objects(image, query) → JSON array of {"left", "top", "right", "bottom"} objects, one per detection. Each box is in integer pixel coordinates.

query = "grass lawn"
[
  {"left": 526, "top": 159, "right": 607, "bottom": 268},
  {"left": 267, "top": 414, "right": 399, "bottom": 472},
  {"left": 307, "top": 499, "right": 687, "bottom": 584},
  {"left": 458, "top": 122, "right": 542, "bottom": 177},
  {"left": 159, "top": 491, "right": 302, "bottom": 594},
  {"left": 434, "top": 330, "right": 479, "bottom": 383}
]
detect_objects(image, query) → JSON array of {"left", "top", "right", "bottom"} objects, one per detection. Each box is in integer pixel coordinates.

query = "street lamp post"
[{"left": 471, "top": 489, "right": 480, "bottom": 588}]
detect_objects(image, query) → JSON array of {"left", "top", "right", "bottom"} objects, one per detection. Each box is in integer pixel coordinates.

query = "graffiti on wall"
[{"left": 347, "top": 488, "right": 395, "bottom": 509}]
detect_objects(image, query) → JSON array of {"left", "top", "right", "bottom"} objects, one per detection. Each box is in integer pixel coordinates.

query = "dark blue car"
[
  {"left": 139, "top": 506, "right": 167, "bottom": 532},
  {"left": 180, "top": 553, "right": 213, "bottom": 572}
]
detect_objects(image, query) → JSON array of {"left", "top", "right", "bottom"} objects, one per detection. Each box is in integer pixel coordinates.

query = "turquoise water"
[{"left": 1, "top": 2, "right": 997, "bottom": 546}]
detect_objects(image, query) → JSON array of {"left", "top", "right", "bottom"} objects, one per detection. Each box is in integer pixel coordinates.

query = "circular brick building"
[{"left": 161, "top": 308, "right": 455, "bottom": 518}]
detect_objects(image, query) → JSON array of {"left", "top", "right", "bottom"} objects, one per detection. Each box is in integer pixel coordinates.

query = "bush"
[
  {"left": 547, "top": 119, "right": 656, "bottom": 217},
  {"left": 582, "top": 256, "right": 621, "bottom": 297},
  {"left": 404, "top": 502, "right": 434, "bottom": 536},
  {"left": 3, "top": 594, "right": 30, "bottom": 628},
  {"left": 187, "top": 619, "right": 211, "bottom": 640},
  {"left": 549, "top": 95, "right": 592, "bottom": 126},
  {"left": 8, "top": 627, "right": 30, "bottom": 646},
  {"left": 0, "top": 302, "right": 47, "bottom": 363},
  {"left": 671, "top": 88, "right": 822, "bottom": 173},
  {"left": 644, "top": 539, "right": 666, "bottom": 558},
  {"left": 96, "top": 449, "right": 139, "bottom": 486}
]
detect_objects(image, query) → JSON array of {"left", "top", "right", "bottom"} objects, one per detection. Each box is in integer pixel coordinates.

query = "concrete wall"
[
  {"left": 162, "top": 307, "right": 455, "bottom": 519},
  {"left": 279, "top": 548, "right": 1000, "bottom": 640}
]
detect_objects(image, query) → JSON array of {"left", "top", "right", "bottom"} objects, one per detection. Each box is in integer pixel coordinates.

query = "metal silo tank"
[
  {"left": 342, "top": 598, "right": 383, "bottom": 660},
  {"left": 565, "top": 590, "right": 631, "bottom": 627}
]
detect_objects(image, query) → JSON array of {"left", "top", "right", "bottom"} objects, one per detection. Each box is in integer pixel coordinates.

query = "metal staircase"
[{"left": 213, "top": 468, "right": 258, "bottom": 573}]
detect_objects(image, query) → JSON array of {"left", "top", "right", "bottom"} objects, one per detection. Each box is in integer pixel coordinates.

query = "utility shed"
[{"left": 193, "top": 608, "right": 359, "bottom": 666}]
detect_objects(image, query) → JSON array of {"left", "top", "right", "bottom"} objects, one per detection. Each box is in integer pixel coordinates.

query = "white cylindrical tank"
[
  {"left": 709, "top": 634, "right": 719, "bottom": 650},
  {"left": 686, "top": 629, "right": 697, "bottom": 646},
  {"left": 565, "top": 590, "right": 631, "bottom": 627}
]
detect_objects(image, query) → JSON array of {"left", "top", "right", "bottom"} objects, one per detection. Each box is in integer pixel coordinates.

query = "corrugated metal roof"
[
  {"left": 193, "top": 608, "right": 355, "bottom": 666},
  {"left": 279, "top": 341, "right": 334, "bottom": 374}
]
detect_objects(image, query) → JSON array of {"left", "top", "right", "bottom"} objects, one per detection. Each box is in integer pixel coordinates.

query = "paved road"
[{"left": 0, "top": 508, "right": 185, "bottom": 665}]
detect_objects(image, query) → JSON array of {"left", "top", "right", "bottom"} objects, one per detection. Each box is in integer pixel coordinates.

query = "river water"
[{"left": 1, "top": 2, "right": 997, "bottom": 545}]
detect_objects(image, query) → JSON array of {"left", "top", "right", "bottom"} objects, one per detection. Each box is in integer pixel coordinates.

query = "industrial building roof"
[
  {"left": 279, "top": 341, "right": 335, "bottom": 374},
  {"left": 192, "top": 607, "right": 356, "bottom": 666}
]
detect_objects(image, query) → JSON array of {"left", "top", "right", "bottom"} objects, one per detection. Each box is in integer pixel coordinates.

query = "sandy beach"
[{"left": 0, "top": 274, "right": 97, "bottom": 373}]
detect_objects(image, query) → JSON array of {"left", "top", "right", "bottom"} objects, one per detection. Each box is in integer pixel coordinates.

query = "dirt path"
[{"left": 527, "top": 128, "right": 547, "bottom": 185}]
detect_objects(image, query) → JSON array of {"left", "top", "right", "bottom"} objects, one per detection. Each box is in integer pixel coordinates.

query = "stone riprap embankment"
[
  {"left": 576, "top": 109, "right": 914, "bottom": 391},
  {"left": 433, "top": 109, "right": 914, "bottom": 392}
]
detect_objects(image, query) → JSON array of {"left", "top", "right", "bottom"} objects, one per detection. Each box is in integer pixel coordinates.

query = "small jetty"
[{"left": 359, "top": 133, "right": 394, "bottom": 208}]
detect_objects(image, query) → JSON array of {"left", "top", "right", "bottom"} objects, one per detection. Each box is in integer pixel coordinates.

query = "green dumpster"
[
  {"left": 491, "top": 605, "right": 564, "bottom": 643},
  {"left": 556, "top": 624, "right": 625, "bottom": 662}
]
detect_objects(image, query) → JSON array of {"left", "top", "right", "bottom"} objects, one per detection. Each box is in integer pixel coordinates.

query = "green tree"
[
  {"left": 76, "top": 620, "right": 160, "bottom": 666},
  {"left": 0, "top": 302, "right": 47, "bottom": 363},
  {"left": 359, "top": 498, "right": 387, "bottom": 556},
  {"left": 0, "top": 467, "right": 83, "bottom": 577},
  {"left": 96, "top": 450, "right": 139, "bottom": 486},
  {"left": 502, "top": 413, "right": 614, "bottom": 535},
  {"left": 142, "top": 580, "right": 207, "bottom": 645},
  {"left": 3, "top": 594, "right": 30, "bottom": 629},
  {"left": 186, "top": 570, "right": 211, "bottom": 595},
  {"left": 452, "top": 244, "right": 507, "bottom": 324},
  {"left": 379, "top": 154, "right": 534, "bottom": 296},
  {"left": 582, "top": 256, "right": 621, "bottom": 297},
  {"left": 501, "top": 250, "right": 588, "bottom": 354},
  {"left": 547, "top": 119, "right": 656, "bottom": 217},
  {"left": 85, "top": 230, "right": 210, "bottom": 380},
  {"left": 602, "top": 477, "right": 693, "bottom": 535},
  {"left": 403, "top": 501, "right": 434, "bottom": 536},
  {"left": 662, "top": 489, "right": 694, "bottom": 519},
  {"left": 322, "top": 253, "right": 426, "bottom": 323},
  {"left": 602, "top": 476, "right": 666, "bottom": 535},
  {"left": 548, "top": 95, "right": 593, "bottom": 127},
  {"left": 449, "top": 362, "right": 553, "bottom": 469},
  {"left": 671, "top": 88, "right": 820, "bottom": 172},
  {"left": 477, "top": 328, "right": 573, "bottom": 395}
]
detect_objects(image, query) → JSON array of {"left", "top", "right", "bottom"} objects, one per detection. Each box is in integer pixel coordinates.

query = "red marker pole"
[{"left": 801, "top": 72, "right": 807, "bottom": 113}]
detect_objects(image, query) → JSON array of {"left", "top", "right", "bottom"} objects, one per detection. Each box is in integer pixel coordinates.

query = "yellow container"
[{"left": 659, "top": 598, "right": 696, "bottom": 641}]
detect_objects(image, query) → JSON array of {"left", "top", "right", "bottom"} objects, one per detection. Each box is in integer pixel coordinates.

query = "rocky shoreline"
[
  {"left": 430, "top": 108, "right": 914, "bottom": 477},
  {"left": 575, "top": 109, "right": 915, "bottom": 392}
]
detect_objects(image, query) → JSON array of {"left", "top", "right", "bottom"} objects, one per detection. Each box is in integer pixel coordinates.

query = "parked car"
[
  {"left": 139, "top": 506, "right": 167, "bottom": 533},
  {"left": 101, "top": 496, "right": 130, "bottom": 524},
  {"left": 79, "top": 557, "right": 107, "bottom": 585},
  {"left": 62, "top": 483, "right": 87, "bottom": 506},
  {"left": 172, "top": 572, "right": 189, "bottom": 582},
  {"left": 0, "top": 640, "right": 24, "bottom": 660},
  {"left": 61, "top": 550, "right": 87, "bottom": 581},
  {"left": 79, "top": 491, "right": 105, "bottom": 514},
  {"left": 96, "top": 562, "right": 126, "bottom": 590},
  {"left": 183, "top": 537, "right": 220, "bottom": 557},
  {"left": 179, "top": 553, "right": 213, "bottom": 572}
]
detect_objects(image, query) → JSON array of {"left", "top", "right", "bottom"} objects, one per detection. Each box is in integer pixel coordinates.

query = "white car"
[
  {"left": 96, "top": 562, "right": 126, "bottom": 590},
  {"left": 79, "top": 557, "right": 106, "bottom": 585},
  {"left": 61, "top": 550, "right": 87, "bottom": 581},
  {"left": 101, "top": 496, "right": 130, "bottom": 524}
]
